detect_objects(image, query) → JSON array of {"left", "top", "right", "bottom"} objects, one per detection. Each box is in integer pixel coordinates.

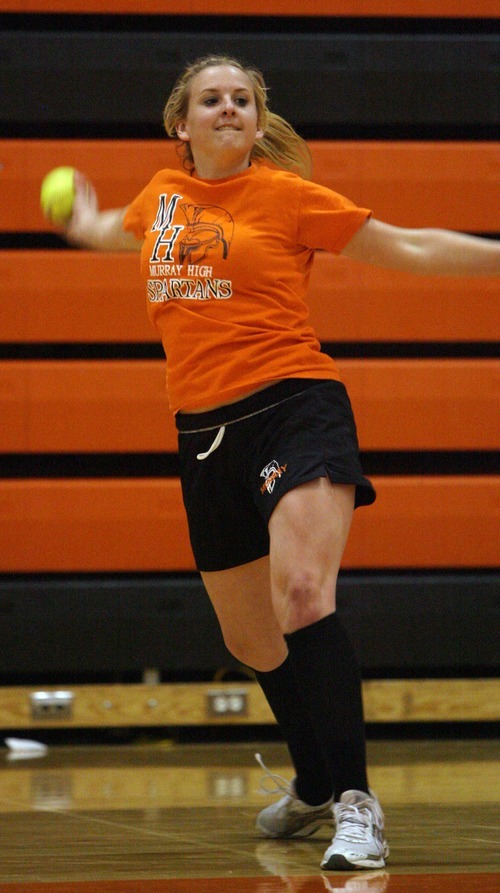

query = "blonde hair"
[{"left": 163, "top": 55, "right": 312, "bottom": 180}]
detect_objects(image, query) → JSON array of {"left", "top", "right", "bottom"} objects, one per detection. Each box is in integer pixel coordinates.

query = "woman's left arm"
[{"left": 341, "top": 217, "right": 499, "bottom": 277}]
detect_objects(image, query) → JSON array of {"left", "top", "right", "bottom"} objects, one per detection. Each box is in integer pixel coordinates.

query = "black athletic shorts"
[{"left": 176, "top": 378, "right": 376, "bottom": 572}]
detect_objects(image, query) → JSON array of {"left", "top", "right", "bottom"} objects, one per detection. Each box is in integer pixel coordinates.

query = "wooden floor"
[{"left": 0, "top": 736, "right": 497, "bottom": 892}]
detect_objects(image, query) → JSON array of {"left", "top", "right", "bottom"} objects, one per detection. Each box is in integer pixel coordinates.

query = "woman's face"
[{"left": 175, "top": 65, "right": 264, "bottom": 176}]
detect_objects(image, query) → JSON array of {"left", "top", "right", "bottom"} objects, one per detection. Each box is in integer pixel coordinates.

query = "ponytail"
[{"left": 251, "top": 111, "right": 312, "bottom": 179}]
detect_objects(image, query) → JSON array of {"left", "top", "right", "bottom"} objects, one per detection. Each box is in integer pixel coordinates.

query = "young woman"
[{"left": 61, "top": 55, "right": 499, "bottom": 872}]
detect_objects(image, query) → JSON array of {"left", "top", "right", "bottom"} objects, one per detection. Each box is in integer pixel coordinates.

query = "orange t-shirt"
[{"left": 123, "top": 162, "right": 370, "bottom": 414}]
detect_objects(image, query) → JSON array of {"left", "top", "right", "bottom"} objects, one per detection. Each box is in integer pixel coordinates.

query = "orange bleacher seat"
[
  {"left": 0, "top": 251, "right": 153, "bottom": 343},
  {"left": 2, "top": 250, "right": 498, "bottom": 344},
  {"left": 1, "top": 140, "right": 498, "bottom": 233},
  {"left": 2, "top": 1, "right": 497, "bottom": 16},
  {"left": 307, "top": 255, "right": 499, "bottom": 343},
  {"left": 1, "top": 359, "right": 498, "bottom": 453},
  {"left": 0, "top": 476, "right": 497, "bottom": 572}
]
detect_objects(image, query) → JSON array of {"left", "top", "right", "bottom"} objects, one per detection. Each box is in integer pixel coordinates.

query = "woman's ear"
[{"left": 176, "top": 122, "right": 190, "bottom": 142}]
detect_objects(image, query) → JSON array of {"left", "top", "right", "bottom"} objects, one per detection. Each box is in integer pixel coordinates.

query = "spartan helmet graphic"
[
  {"left": 178, "top": 203, "right": 234, "bottom": 264},
  {"left": 260, "top": 460, "right": 284, "bottom": 494}
]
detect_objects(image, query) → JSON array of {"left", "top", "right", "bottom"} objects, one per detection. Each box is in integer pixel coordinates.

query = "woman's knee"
[{"left": 273, "top": 568, "right": 337, "bottom": 633}]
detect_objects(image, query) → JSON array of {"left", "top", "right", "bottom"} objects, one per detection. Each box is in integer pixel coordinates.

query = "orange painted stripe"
[
  {"left": 1, "top": 250, "right": 497, "bottom": 343},
  {"left": 0, "top": 876, "right": 498, "bottom": 892},
  {"left": 0, "top": 476, "right": 497, "bottom": 572},
  {"left": 0, "top": 0, "right": 497, "bottom": 15},
  {"left": 1, "top": 140, "right": 498, "bottom": 232},
  {"left": 1, "top": 359, "right": 498, "bottom": 453}
]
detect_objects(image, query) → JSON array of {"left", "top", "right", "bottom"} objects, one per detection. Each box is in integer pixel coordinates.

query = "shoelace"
[
  {"left": 255, "top": 753, "right": 294, "bottom": 798},
  {"left": 334, "top": 803, "right": 372, "bottom": 842}
]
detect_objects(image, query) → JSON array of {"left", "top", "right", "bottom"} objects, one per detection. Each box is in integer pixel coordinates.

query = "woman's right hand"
[
  {"left": 63, "top": 170, "right": 100, "bottom": 247},
  {"left": 63, "top": 171, "right": 142, "bottom": 252}
]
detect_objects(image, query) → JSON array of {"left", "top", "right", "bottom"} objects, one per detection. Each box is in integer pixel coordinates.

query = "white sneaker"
[
  {"left": 321, "top": 789, "right": 389, "bottom": 871},
  {"left": 255, "top": 753, "right": 334, "bottom": 839}
]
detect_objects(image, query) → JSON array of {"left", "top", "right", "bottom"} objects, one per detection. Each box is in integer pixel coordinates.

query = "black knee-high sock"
[
  {"left": 254, "top": 656, "right": 334, "bottom": 805},
  {"left": 284, "top": 612, "right": 369, "bottom": 800}
]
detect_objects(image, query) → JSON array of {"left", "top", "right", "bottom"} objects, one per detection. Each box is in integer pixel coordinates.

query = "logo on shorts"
[{"left": 260, "top": 459, "right": 288, "bottom": 495}]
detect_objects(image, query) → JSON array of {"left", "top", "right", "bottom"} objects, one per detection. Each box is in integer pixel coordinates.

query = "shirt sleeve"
[{"left": 297, "top": 179, "right": 371, "bottom": 253}]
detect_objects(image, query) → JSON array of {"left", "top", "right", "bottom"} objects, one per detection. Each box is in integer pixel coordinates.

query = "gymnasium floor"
[{"left": 0, "top": 736, "right": 498, "bottom": 892}]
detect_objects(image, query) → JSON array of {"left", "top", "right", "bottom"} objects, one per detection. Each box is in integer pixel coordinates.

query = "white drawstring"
[{"left": 196, "top": 425, "right": 226, "bottom": 460}]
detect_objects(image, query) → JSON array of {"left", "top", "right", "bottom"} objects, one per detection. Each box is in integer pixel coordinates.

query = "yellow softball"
[{"left": 40, "top": 166, "right": 76, "bottom": 224}]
